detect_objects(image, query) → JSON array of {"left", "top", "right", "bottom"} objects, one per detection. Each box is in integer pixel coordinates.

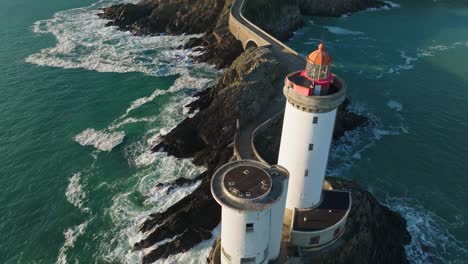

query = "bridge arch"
[{"left": 244, "top": 39, "right": 258, "bottom": 50}]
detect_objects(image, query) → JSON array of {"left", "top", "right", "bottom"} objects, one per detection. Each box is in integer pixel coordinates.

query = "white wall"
[
  {"left": 278, "top": 103, "right": 337, "bottom": 209},
  {"left": 267, "top": 178, "right": 288, "bottom": 261},
  {"left": 221, "top": 207, "right": 270, "bottom": 264}
]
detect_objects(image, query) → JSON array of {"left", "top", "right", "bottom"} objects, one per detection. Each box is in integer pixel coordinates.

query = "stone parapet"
[{"left": 283, "top": 74, "right": 346, "bottom": 113}]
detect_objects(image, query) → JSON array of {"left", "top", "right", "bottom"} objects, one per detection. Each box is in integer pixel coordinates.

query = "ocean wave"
[
  {"left": 388, "top": 42, "right": 467, "bottom": 75},
  {"left": 26, "top": 0, "right": 204, "bottom": 77},
  {"left": 120, "top": 73, "right": 212, "bottom": 119},
  {"left": 74, "top": 128, "right": 124, "bottom": 151},
  {"left": 57, "top": 220, "right": 90, "bottom": 264},
  {"left": 340, "top": 0, "right": 400, "bottom": 18},
  {"left": 100, "top": 158, "right": 205, "bottom": 264},
  {"left": 388, "top": 51, "right": 417, "bottom": 74},
  {"left": 65, "top": 172, "right": 89, "bottom": 212},
  {"left": 387, "top": 99, "right": 403, "bottom": 112},
  {"left": 327, "top": 102, "right": 406, "bottom": 176},
  {"left": 323, "top": 26, "right": 364, "bottom": 35},
  {"left": 385, "top": 197, "right": 468, "bottom": 264},
  {"left": 366, "top": 1, "right": 401, "bottom": 12}
]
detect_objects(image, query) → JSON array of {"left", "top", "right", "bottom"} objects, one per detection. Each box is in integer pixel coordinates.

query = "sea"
[{"left": 0, "top": 0, "right": 467, "bottom": 263}]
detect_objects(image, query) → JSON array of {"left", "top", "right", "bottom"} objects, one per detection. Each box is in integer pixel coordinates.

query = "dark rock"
[
  {"left": 135, "top": 173, "right": 222, "bottom": 264},
  {"left": 151, "top": 47, "right": 280, "bottom": 167},
  {"left": 99, "top": 0, "right": 243, "bottom": 68}
]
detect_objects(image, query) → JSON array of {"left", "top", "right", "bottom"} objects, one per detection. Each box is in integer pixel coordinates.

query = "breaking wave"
[
  {"left": 74, "top": 128, "right": 125, "bottom": 151},
  {"left": 26, "top": 0, "right": 205, "bottom": 77},
  {"left": 57, "top": 220, "right": 90, "bottom": 264},
  {"left": 385, "top": 197, "right": 468, "bottom": 264},
  {"left": 387, "top": 100, "right": 403, "bottom": 112},
  {"left": 100, "top": 154, "right": 206, "bottom": 263},
  {"left": 65, "top": 172, "right": 89, "bottom": 212},
  {"left": 323, "top": 26, "right": 364, "bottom": 35}
]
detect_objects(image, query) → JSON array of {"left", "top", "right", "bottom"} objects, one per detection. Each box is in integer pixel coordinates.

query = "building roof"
[
  {"left": 211, "top": 160, "right": 288, "bottom": 211},
  {"left": 293, "top": 190, "right": 351, "bottom": 232},
  {"left": 307, "top": 43, "right": 332, "bottom": 65}
]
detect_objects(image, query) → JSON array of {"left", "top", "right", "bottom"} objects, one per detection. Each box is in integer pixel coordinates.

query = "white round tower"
[
  {"left": 279, "top": 43, "right": 345, "bottom": 210},
  {"left": 211, "top": 160, "right": 288, "bottom": 264}
]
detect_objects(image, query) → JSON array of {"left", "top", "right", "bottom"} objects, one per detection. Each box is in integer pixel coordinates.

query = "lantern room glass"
[{"left": 306, "top": 63, "right": 329, "bottom": 80}]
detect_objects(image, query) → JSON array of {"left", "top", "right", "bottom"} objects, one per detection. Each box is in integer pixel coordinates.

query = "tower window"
[
  {"left": 246, "top": 223, "right": 254, "bottom": 232},
  {"left": 313, "top": 117, "right": 318, "bottom": 124},
  {"left": 308, "top": 144, "right": 314, "bottom": 151},
  {"left": 304, "top": 170, "right": 309, "bottom": 177},
  {"left": 309, "top": 236, "right": 320, "bottom": 245},
  {"left": 241, "top": 257, "right": 256, "bottom": 264},
  {"left": 333, "top": 227, "right": 341, "bottom": 238}
]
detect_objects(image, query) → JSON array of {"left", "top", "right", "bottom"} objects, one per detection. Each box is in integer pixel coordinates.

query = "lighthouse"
[
  {"left": 278, "top": 44, "right": 352, "bottom": 249},
  {"left": 211, "top": 160, "right": 288, "bottom": 264}
]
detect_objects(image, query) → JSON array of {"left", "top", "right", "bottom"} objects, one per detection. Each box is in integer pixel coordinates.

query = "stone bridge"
[{"left": 229, "top": 0, "right": 305, "bottom": 71}]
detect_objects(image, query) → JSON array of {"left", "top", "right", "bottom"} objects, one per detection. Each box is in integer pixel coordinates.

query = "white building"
[
  {"left": 211, "top": 160, "right": 288, "bottom": 264},
  {"left": 278, "top": 44, "right": 352, "bottom": 249}
]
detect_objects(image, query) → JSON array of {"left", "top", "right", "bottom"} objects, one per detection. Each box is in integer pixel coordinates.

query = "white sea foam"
[
  {"left": 121, "top": 73, "right": 211, "bottom": 118},
  {"left": 323, "top": 26, "right": 364, "bottom": 35},
  {"left": 57, "top": 220, "right": 90, "bottom": 264},
  {"left": 388, "top": 51, "right": 417, "bottom": 74},
  {"left": 26, "top": 0, "right": 204, "bottom": 77},
  {"left": 100, "top": 155, "right": 205, "bottom": 263},
  {"left": 388, "top": 42, "right": 467, "bottom": 75},
  {"left": 387, "top": 100, "right": 403, "bottom": 112},
  {"left": 366, "top": 0, "right": 401, "bottom": 12},
  {"left": 74, "top": 128, "right": 124, "bottom": 151},
  {"left": 385, "top": 197, "right": 468, "bottom": 264},
  {"left": 65, "top": 172, "right": 89, "bottom": 212},
  {"left": 109, "top": 117, "right": 158, "bottom": 130}
]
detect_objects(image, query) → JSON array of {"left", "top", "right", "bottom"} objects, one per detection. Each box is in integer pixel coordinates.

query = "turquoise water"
[{"left": 0, "top": 0, "right": 467, "bottom": 263}]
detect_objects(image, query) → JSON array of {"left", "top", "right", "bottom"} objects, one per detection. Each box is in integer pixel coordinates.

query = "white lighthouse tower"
[
  {"left": 279, "top": 44, "right": 351, "bottom": 249},
  {"left": 211, "top": 160, "right": 288, "bottom": 263}
]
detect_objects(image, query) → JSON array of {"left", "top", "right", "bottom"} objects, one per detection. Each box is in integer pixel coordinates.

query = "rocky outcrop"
[
  {"left": 303, "top": 178, "right": 411, "bottom": 264},
  {"left": 244, "top": 0, "right": 388, "bottom": 41},
  {"left": 152, "top": 47, "right": 281, "bottom": 167},
  {"left": 99, "top": 0, "right": 243, "bottom": 68}
]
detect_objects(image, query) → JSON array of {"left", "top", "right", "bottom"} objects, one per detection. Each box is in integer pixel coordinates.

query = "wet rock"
[
  {"left": 152, "top": 47, "right": 280, "bottom": 167},
  {"left": 99, "top": 0, "right": 243, "bottom": 68}
]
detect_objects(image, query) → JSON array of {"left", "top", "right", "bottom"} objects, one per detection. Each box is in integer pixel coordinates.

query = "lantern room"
[
  {"left": 306, "top": 43, "right": 332, "bottom": 80},
  {"left": 284, "top": 43, "right": 337, "bottom": 97}
]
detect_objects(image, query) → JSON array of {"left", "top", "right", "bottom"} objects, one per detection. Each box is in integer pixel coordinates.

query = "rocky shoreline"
[{"left": 98, "top": 0, "right": 411, "bottom": 263}]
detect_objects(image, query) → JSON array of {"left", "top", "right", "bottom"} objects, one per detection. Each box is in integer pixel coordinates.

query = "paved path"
[{"left": 229, "top": 0, "right": 306, "bottom": 162}]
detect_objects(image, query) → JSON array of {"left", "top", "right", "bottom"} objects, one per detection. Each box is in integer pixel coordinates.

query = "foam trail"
[
  {"left": 387, "top": 100, "right": 403, "bottom": 112},
  {"left": 385, "top": 197, "right": 468, "bottom": 264},
  {"left": 101, "top": 157, "right": 205, "bottom": 263},
  {"left": 74, "top": 128, "right": 124, "bottom": 151},
  {"left": 65, "top": 172, "right": 89, "bottom": 212},
  {"left": 120, "top": 73, "right": 212, "bottom": 118},
  {"left": 323, "top": 26, "right": 364, "bottom": 35},
  {"left": 57, "top": 220, "right": 90, "bottom": 264}
]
